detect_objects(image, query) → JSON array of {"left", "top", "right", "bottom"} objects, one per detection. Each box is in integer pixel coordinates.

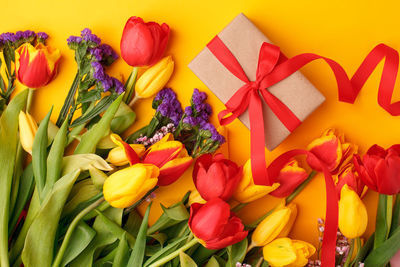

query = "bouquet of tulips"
[{"left": 0, "top": 15, "right": 399, "bottom": 267}]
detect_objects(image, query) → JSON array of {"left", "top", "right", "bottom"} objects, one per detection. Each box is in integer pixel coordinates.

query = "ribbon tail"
[{"left": 248, "top": 89, "right": 271, "bottom": 185}]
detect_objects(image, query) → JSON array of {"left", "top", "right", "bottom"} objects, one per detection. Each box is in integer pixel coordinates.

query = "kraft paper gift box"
[{"left": 188, "top": 13, "right": 325, "bottom": 150}]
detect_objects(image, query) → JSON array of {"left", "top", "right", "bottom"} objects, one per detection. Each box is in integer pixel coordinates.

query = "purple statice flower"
[
  {"left": 191, "top": 88, "right": 207, "bottom": 106},
  {"left": 0, "top": 32, "right": 17, "bottom": 43},
  {"left": 37, "top": 32, "right": 48, "bottom": 41},
  {"left": 89, "top": 47, "right": 103, "bottom": 61},
  {"left": 101, "top": 76, "right": 113, "bottom": 92},
  {"left": 153, "top": 88, "right": 183, "bottom": 126},
  {"left": 98, "top": 44, "right": 118, "bottom": 61},
  {"left": 14, "top": 31, "right": 24, "bottom": 41},
  {"left": 183, "top": 115, "right": 200, "bottom": 126},
  {"left": 67, "top": 36, "right": 82, "bottom": 46},
  {"left": 22, "top": 30, "right": 35, "bottom": 40},
  {"left": 80, "top": 28, "right": 101, "bottom": 45},
  {"left": 112, "top": 77, "right": 124, "bottom": 94},
  {"left": 200, "top": 122, "right": 225, "bottom": 144},
  {"left": 91, "top": 61, "right": 105, "bottom": 80},
  {"left": 154, "top": 88, "right": 177, "bottom": 102}
]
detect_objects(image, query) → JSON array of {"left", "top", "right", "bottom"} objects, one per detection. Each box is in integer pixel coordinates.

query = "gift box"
[{"left": 188, "top": 13, "right": 325, "bottom": 150}]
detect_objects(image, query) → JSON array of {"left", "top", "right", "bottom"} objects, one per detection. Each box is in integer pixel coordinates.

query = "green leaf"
[
  {"left": 112, "top": 233, "right": 130, "bottom": 267},
  {"left": 56, "top": 72, "right": 79, "bottom": 127},
  {"left": 21, "top": 169, "right": 81, "bottom": 267},
  {"left": 42, "top": 120, "right": 68, "bottom": 198},
  {"left": 150, "top": 233, "right": 168, "bottom": 247},
  {"left": 161, "top": 203, "right": 190, "bottom": 221},
  {"left": 78, "top": 89, "right": 102, "bottom": 104},
  {"left": 74, "top": 94, "right": 123, "bottom": 154},
  {"left": 71, "top": 94, "right": 117, "bottom": 127},
  {"left": 122, "top": 67, "right": 138, "bottom": 104},
  {"left": 374, "top": 194, "right": 389, "bottom": 248},
  {"left": 191, "top": 245, "right": 217, "bottom": 265},
  {"left": 226, "top": 238, "right": 248, "bottom": 267},
  {"left": 352, "top": 233, "right": 374, "bottom": 265},
  {"left": 110, "top": 102, "right": 136, "bottom": 134},
  {"left": 180, "top": 251, "right": 198, "bottom": 267},
  {"left": 8, "top": 163, "right": 35, "bottom": 234},
  {"left": 62, "top": 154, "right": 112, "bottom": 176},
  {"left": 125, "top": 125, "right": 148, "bottom": 143},
  {"left": 0, "top": 89, "right": 28, "bottom": 267},
  {"left": 205, "top": 256, "right": 220, "bottom": 267},
  {"left": 143, "top": 236, "right": 188, "bottom": 267},
  {"left": 32, "top": 107, "right": 52, "bottom": 200},
  {"left": 69, "top": 208, "right": 122, "bottom": 267},
  {"left": 123, "top": 210, "right": 142, "bottom": 238},
  {"left": 60, "top": 221, "right": 96, "bottom": 267},
  {"left": 390, "top": 194, "right": 400, "bottom": 236},
  {"left": 127, "top": 203, "right": 152, "bottom": 266},
  {"left": 364, "top": 227, "right": 400, "bottom": 267}
]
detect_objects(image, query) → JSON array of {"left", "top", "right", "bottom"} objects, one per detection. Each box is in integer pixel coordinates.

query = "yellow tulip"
[
  {"left": 135, "top": 55, "right": 174, "bottom": 99},
  {"left": 338, "top": 184, "right": 368, "bottom": 239},
  {"left": 103, "top": 163, "right": 159, "bottom": 208},
  {"left": 263, "top": 238, "right": 316, "bottom": 267},
  {"left": 188, "top": 189, "right": 206, "bottom": 206},
  {"left": 277, "top": 203, "right": 298, "bottom": 238},
  {"left": 252, "top": 205, "right": 295, "bottom": 247},
  {"left": 18, "top": 111, "right": 38, "bottom": 154},
  {"left": 106, "top": 143, "right": 146, "bottom": 166},
  {"left": 233, "top": 159, "right": 280, "bottom": 203}
]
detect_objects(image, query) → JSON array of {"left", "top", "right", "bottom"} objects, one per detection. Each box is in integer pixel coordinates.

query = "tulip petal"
[
  {"left": 367, "top": 144, "right": 387, "bottom": 158},
  {"left": 158, "top": 156, "right": 193, "bottom": 186},
  {"left": 338, "top": 185, "right": 368, "bottom": 238},
  {"left": 277, "top": 203, "right": 297, "bottom": 238},
  {"left": 307, "top": 132, "right": 342, "bottom": 172},
  {"left": 106, "top": 144, "right": 145, "bottom": 166},
  {"left": 234, "top": 183, "right": 279, "bottom": 203},
  {"left": 270, "top": 159, "right": 308, "bottom": 198},
  {"left": 205, "top": 215, "right": 248, "bottom": 249},
  {"left": 143, "top": 140, "right": 182, "bottom": 167},
  {"left": 193, "top": 154, "right": 214, "bottom": 181},
  {"left": 147, "top": 22, "right": 170, "bottom": 65},
  {"left": 263, "top": 238, "right": 297, "bottom": 266},
  {"left": 354, "top": 154, "right": 378, "bottom": 192},
  {"left": 189, "top": 198, "right": 230, "bottom": 241},
  {"left": 375, "top": 156, "right": 400, "bottom": 195},
  {"left": 110, "top": 134, "right": 140, "bottom": 165}
]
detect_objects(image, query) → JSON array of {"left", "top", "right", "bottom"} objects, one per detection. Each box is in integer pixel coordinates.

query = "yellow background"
[{"left": 3, "top": 0, "right": 400, "bottom": 251}]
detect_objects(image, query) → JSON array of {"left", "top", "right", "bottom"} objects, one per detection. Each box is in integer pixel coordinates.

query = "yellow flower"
[
  {"left": 106, "top": 143, "right": 146, "bottom": 166},
  {"left": 338, "top": 184, "right": 368, "bottom": 239},
  {"left": 135, "top": 55, "right": 174, "bottom": 99},
  {"left": 233, "top": 159, "right": 279, "bottom": 203},
  {"left": 252, "top": 203, "right": 297, "bottom": 247},
  {"left": 103, "top": 163, "right": 159, "bottom": 208},
  {"left": 263, "top": 238, "right": 316, "bottom": 267},
  {"left": 18, "top": 111, "right": 38, "bottom": 154}
]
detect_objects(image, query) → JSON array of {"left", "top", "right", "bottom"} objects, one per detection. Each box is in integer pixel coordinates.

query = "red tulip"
[
  {"left": 354, "top": 144, "right": 400, "bottom": 195},
  {"left": 270, "top": 159, "right": 308, "bottom": 198},
  {"left": 193, "top": 154, "right": 242, "bottom": 201},
  {"left": 15, "top": 43, "right": 61, "bottom": 88},
  {"left": 188, "top": 198, "right": 248, "bottom": 250},
  {"left": 120, "top": 16, "right": 170, "bottom": 67},
  {"left": 335, "top": 164, "right": 366, "bottom": 198}
]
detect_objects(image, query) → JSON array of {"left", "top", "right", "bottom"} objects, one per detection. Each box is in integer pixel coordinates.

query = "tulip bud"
[
  {"left": 106, "top": 144, "right": 146, "bottom": 166},
  {"left": 252, "top": 206, "right": 292, "bottom": 247},
  {"left": 15, "top": 43, "right": 61, "bottom": 88},
  {"left": 263, "top": 238, "right": 316, "bottom": 267},
  {"left": 19, "top": 111, "right": 38, "bottom": 154},
  {"left": 233, "top": 159, "right": 280, "bottom": 203},
  {"left": 120, "top": 16, "right": 170, "bottom": 67},
  {"left": 135, "top": 56, "right": 174, "bottom": 99},
  {"left": 338, "top": 184, "right": 368, "bottom": 239},
  {"left": 103, "top": 163, "right": 159, "bottom": 208}
]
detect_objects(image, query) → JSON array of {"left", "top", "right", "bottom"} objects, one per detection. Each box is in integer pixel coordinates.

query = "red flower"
[
  {"left": 335, "top": 164, "right": 366, "bottom": 198},
  {"left": 120, "top": 16, "right": 170, "bottom": 67},
  {"left": 354, "top": 144, "right": 400, "bottom": 195},
  {"left": 193, "top": 154, "right": 242, "bottom": 201},
  {"left": 15, "top": 43, "right": 61, "bottom": 88},
  {"left": 188, "top": 198, "right": 248, "bottom": 250},
  {"left": 270, "top": 159, "right": 308, "bottom": 198}
]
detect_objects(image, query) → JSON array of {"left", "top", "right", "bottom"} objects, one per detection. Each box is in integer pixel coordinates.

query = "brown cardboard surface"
[{"left": 188, "top": 13, "right": 325, "bottom": 150}]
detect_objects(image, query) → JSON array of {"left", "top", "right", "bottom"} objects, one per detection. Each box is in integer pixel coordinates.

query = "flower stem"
[
  {"left": 343, "top": 238, "right": 355, "bottom": 267},
  {"left": 123, "top": 186, "right": 159, "bottom": 215},
  {"left": 286, "top": 170, "right": 317, "bottom": 204},
  {"left": 128, "top": 95, "right": 140, "bottom": 107},
  {"left": 26, "top": 88, "right": 34, "bottom": 112},
  {"left": 123, "top": 67, "right": 138, "bottom": 104},
  {"left": 56, "top": 72, "right": 79, "bottom": 127},
  {"left": 231, "top": 203, "right": 248, "bottom": 213},
  {"left": 52, "top": 197, "right": 105, "bottom": 267},
  {"left": 147, "top": 238, "right": 199, "bottom": 267}
]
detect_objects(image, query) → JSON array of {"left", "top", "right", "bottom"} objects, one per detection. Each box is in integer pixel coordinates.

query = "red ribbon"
[{"left": 207, "top": 37, "right": 400, "bottom": 266}]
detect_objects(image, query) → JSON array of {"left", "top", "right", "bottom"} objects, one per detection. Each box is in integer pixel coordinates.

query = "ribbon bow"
[{"left": 208, "top": 36, "right": 302, "bottom": 186}]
